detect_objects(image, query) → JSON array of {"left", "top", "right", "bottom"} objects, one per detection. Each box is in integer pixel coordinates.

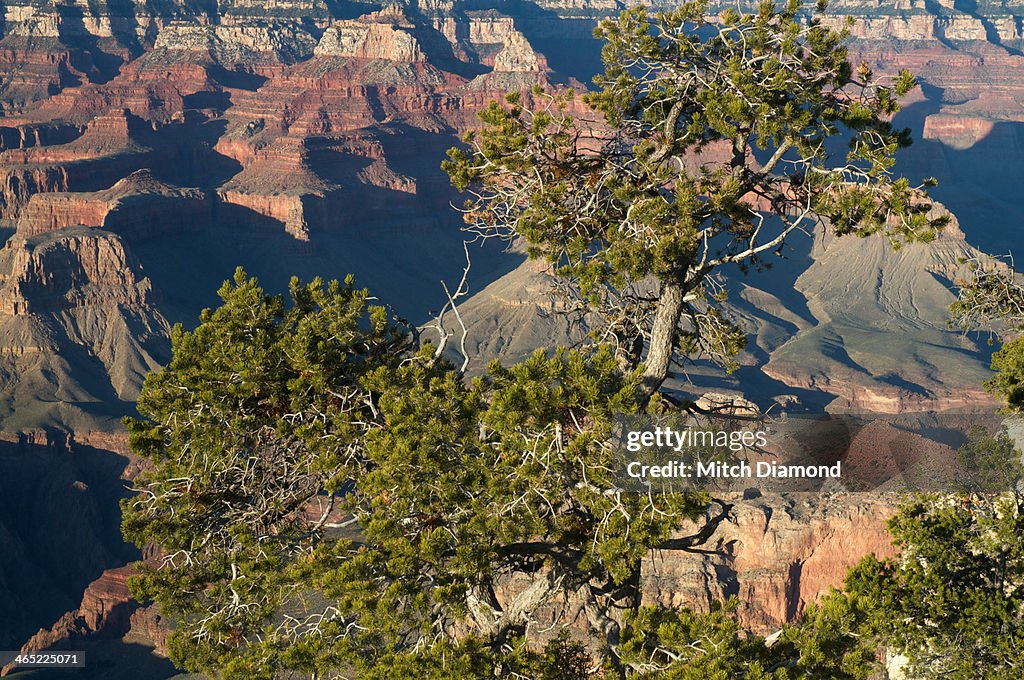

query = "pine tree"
[
  {"left": 444, "top": 0, "right": 945, "bottom": 398},
  {"left": 123, "top": 270, "right": 880, "bottom": 678}
]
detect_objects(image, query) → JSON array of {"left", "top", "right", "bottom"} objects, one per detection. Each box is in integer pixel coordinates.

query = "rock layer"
[{"left": 646, "top": 494, "right": 900, "bottom": 632}]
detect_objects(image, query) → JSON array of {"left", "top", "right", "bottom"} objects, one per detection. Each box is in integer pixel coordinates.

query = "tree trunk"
[{"left": 641, "top": 279, "right": 684, "bottom": 399}]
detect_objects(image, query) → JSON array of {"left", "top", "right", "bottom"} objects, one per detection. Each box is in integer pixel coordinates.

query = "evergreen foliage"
[{"left": 123, "top": 270, "right": 883, "bottom": 678}]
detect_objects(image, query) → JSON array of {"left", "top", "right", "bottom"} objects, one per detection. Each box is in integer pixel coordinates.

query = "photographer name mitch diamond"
[{"left": 625, "top": 459, "right": 843, "bottom": 481}]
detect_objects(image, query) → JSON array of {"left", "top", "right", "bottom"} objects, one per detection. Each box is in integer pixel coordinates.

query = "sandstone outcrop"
[
  {"left": 461, "top": 12, "right": 546, "bottom": 72},
  {"left": 315, "top": 7, "right": 427, "bottom": 62},
  {"left": 476, "top": 492, "right": 900, "bottom": 639},
  {"left": 645, "top": 493, "right": 899, "bottom": 633},
  {"left": 17, "top": 169, "right": 208, "bottom": 239},
  {"left": 492, "top": 29, "right": 543, "bottom": 72},
  {"left": 0, "top": 228, "right": 169, "bottom": 427},
  {"left": 6, "top": 566, "right": 137, "bottom": 673},
  {"left": 0, "top": 109, "right": 165, "bottom": 221},
  {"left": 0, "top": 230, "right": 151, "bottom": 315},
  {"left": 0, "top": 123, "right": 83, "bottom": 152},
  {"left": 153, "top": 22, "right": 320, "bottom": 65},
  {"left": 215, "top": 134, "right": 335, "bottom": 239},
  {"left": 922, "top": 113, "right": 997, "bottom": 150}
]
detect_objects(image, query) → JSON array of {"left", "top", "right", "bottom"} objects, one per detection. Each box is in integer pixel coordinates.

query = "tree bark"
[{"left": 641, "top": 279, "right": 684, "bottom": 399}]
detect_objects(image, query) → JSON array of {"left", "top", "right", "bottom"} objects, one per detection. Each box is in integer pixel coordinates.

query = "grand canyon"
[{"left": 0, "top": 0, "right": 1020, "bottom": 677}]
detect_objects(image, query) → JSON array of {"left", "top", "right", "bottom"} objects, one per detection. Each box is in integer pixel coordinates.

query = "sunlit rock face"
[{"left": 644, "top": 494, "right": 901, "bottom": 633}]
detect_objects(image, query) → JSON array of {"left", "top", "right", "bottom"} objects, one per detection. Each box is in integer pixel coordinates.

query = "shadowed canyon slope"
[
  {"left": 0, "top": 0, "right": 559, "bottom": 431},
  {"left": 0, "top": 0, "right": 1022, "bottom": 673}
]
